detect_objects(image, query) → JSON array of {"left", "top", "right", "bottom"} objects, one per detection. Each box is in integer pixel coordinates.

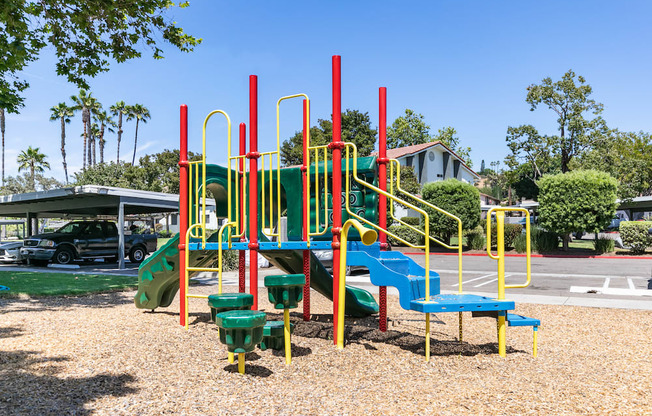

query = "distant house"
[
  {"left": 373, "top": 141, "right": 479, "bottom": 219},
  {"left": 372, "top": 141, "right": 479, "bottom": 185}
]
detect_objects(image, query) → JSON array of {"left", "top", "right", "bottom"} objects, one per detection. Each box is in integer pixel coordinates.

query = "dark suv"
[{"left": 20, "top": 221, "right": 157, "bottom": 266}]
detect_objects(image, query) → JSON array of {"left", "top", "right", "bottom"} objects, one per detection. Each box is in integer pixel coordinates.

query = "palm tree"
[
  {"left": 49, "top": 103, "right": 74, "bottom": 184},
  {"left": 70, "top": 90, "right": 100, "bottom": 169},
  {"left": 89, "top": 123, "right": 100, "bottom": 166},
  {"left": 94, "top": 110, "right": 115, "bottom": 164},
  {"left": 110, "top": 101, "right": 129, "bottom": 164},
  {"left": 127, "top": 104, "right": 151, "bottom": 165},
  {"left": 17, "top": 146, "right": 50, "bottom": 192},
  {"left": 0, "top": 108, "right": 5, "bottom": 185}
]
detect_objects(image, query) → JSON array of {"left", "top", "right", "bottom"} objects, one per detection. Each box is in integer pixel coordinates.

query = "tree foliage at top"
[
  {"left": 280, "top": 110, "right": 377, "bottom": 166},
  {"left": 387, "top": 109, "right": 431, "bottom": 148},
  {"left": 386, "top": 109, "right": 473, "bottom": 167},
  {"left": 0, "top": 1, "right": 201, "bottom": 113},
  {"left": 522, "top": 70, "right": 608, "bottom": 173},
  {"left": 576, "top": 130, "right": 652, "bottom": 200},
  {"left": 432, "top": 126, "right": 473, "bottom": 168},
  {"left": 537, "top": 170, "right": 618, "bottom": 250},
  {"left": 0, "top": 173, "right": 62, "bottom": 194},
  {"left": 17, "top": 146, "right": 50, "bottom": 191},
  {"left": 73, "top": 149, "right": 201, "bottom": 194}
]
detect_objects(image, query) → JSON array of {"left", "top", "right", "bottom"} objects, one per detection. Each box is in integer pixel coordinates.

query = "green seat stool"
[
  {"left": 214, "top": 310, "right": 267, "bottom": 374},
  {"left": 259, "top": 321, "right": 296, "bottom": 351},
  {"left": 208, "top": 293, "right": 253, "bottom": 323},
  {"left": 264, "top": 274, "right": 306, "bottom": 365},
  {"left": 265, "top": 274, "right": 306, "bottom": 309}
]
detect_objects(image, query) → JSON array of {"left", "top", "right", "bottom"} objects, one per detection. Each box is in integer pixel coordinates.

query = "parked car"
[
  {"left": 0, "top": 241, "right": 27, "bottom": 264},
  {"left": 20, "top": 220, "right": 157, "bottom": 266}
]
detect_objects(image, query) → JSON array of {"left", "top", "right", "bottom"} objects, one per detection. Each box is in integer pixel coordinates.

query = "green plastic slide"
[{"left": 134, "top": 234, "right": 219, "bottom": 310}]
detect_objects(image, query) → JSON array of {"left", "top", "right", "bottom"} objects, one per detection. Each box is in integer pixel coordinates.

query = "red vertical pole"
[
  {"left": 330, "top": 55, "right": 343, "bottom": 345},
  {"left": 248, "top": 75, "right": 260, "bottom": 310},
  {"left": 178, "top": 104, "right": 189, "bottom": 327},
  {"left": 238, "top": 122, "right": 247, "bottom": 293},
  {"left": 302, "top": 99, "right": 311, "bottom": 321},
  {"left": 378, "top": 87, "right": 388, "bottom": 332}
]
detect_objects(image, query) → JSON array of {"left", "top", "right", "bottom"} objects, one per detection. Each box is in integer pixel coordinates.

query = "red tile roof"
[{"left": 371, "top": 141, "right": 479, "bottom": 178}]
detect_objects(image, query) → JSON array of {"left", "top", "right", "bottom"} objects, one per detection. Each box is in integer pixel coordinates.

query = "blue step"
[
  {"left": 506, "top": 313, "right": 540, "bottom": 327},
  {"left": 409, "top": 294, "right": 515, "bottom": 314}
]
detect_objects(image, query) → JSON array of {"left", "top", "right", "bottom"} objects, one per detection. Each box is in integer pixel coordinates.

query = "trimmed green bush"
[
  {"left": 620, "top": 221, "right": 652, "bottom": 254},
  {"left": 387, "top": 224, "right": 423, "bottom": 247},
  {"left": 465, "top": 230, "right": 485, "bottom": 250},
  {"left": 538, "top": 170, "right": 618, "bottom": 249},
  {"left": 400, "top": 216, "right": 420, "bottom": 226},
  {"left": 489, "top": 223, "right": 523, "bottom": 249},
  {"left": 513, "top": 233, "right": 528, "bottom": 253},
  {"left": 532, "top": 227, "right": 559, "bottom": 252},
  {"left": 421, "top": 179, "right": 481, "bottom": 244},
  {"left": 593, "top": 237, "right": 615, "bottom": 254}
]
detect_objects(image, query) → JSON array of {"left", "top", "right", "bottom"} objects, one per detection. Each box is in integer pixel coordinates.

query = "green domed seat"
[
  {"left": 208, "top": 293, "right": 253, "bottom": 322},
  {"left": 259, "top": 321, "right": 296, "bottom": 351},
  {"left": 264, "top": 274, "right": 306, "bottom": 309},
  {"left": 214, "top": 310, "right": 266, "bottom": 354}
]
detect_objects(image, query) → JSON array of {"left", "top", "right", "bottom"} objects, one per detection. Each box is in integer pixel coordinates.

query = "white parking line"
[
  {"left": 451, "top": 273, "right": 496, "bottom": 287},
  {"left": 474, "top": 278, "right": 498, "bottom": 288},
  {"left": 603, "top": 278, "right": 610, "bottom": 290},
  {"left": 627, "top": 278, "right": 636, "bottom": 290}
]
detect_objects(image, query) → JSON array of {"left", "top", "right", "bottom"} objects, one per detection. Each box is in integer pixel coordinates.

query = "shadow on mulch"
[
  {"left": 223, "top": 363, "right": 273, "bottom": 377},
  {"left": 0, "top": 325, "right": 24, "bottom": 339},
  {"left": 293, "top": 313, "right": 523, "bottom": 358},
  {"left": 0, "top": 291, "right": 133, "bottom": 313},
  {"left": 0, "top": 349, "right": 137, "bottom": 416}
]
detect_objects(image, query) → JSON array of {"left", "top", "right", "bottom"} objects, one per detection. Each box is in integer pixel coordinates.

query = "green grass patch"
[{"left": 0, "top": 271, "right": 137, "bottom": 297}]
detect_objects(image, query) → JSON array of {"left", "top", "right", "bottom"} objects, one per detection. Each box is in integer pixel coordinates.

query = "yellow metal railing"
[
  {"left": 486, "top": 206, "right": 532, "bottom": 357},
  {"left": 388, "top": 159, "right": 464, "bottom": 292},
  {"left": 307, "top": 144, "right": 330, "bottom": 239},
  {"left": 260, "top": 150, "right": 281, "bottom": 244}
]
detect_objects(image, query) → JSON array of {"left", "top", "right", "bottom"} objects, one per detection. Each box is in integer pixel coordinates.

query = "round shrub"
[
  {"left": 593, "top": 237, "right": 615, "bottom": 254},
  {"left": 465, "top": 230, "right": 485, "bottom": 250},
  {"left": 421, "top": 179, "right": 481, "bottom": 244},
  {"left": 387, "top": 224, "right": 423, "bottom": 247},
  {"left": 620, "top": 221, "right": 652, "bottom": 254}
]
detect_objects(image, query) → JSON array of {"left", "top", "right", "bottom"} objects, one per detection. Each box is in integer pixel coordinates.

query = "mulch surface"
[{"left": 1, "top": 285, "right": 651, "bottom": 415}]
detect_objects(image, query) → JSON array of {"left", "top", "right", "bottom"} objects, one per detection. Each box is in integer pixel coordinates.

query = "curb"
[{"left": 403, "top": 252, "right": 652, "bottom": 260}]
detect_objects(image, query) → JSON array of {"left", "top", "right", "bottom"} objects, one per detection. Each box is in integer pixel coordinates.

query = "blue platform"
[
  {"left": 187, "top": 241, "right": 333, "bottom": 251},
  {"left": 506, "top": 313, "right": 540, "bottom": 327},
  {"left": 410, "top": 294, "right": 515, "bottom": 313}
]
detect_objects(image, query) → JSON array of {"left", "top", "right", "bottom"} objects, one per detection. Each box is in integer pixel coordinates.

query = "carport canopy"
[{"left": 0, "top": 185, "right": 210, "bottom": 269}]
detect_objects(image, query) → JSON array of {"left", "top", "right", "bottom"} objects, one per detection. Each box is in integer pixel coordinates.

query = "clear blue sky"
[{"left": 6, "top": 0, "right": 652, "bottom": 182}]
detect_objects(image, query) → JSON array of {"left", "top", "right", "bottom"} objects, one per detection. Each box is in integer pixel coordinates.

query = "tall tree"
[
  {"left": 127, "top": 104, "right": 151, "bottom": 165},
  {"left": 70, "top": 90, "right": 99, "bottom": 169},
  {"left": 48, "top": 102, "right": 74, "bottom": 184},
  {"left": 0, "top": 108, "right": 5, "bottom": 185},
  {"left": 0, "top": 2, "right": 200, "bottom": 114},
  {"left": 17, "top": 147, "right": 50, "bottom": 191},
  {"left": 525, "top": 70, "right": 607, "bottom": 172},
  {"left": 110, "top": 101, "right": 130, "bottom": 164},
  {"left": 280, "top": 110, "right": 377, "bottom": 166},
  {"left": 578, "top": 130, "right": 652, "bottom": 200},
  {"left": 94, "top": 110, "right": 115, "bottom": 164},
  {"left": 89, "top": 123, "right": 100, "bottom": 166},
  {"left": 432, "top": 126, "right": 473, "bottom": 167},
  {"left": 387, "top": 109, "right": 431, "bottom": 148},
  {"left": 505, "top": 124, "right": 558, "bottom": 180}
]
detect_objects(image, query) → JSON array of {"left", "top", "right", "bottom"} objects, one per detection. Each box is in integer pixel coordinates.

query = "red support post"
[
  {"left": 178, "top": 104, "right": 189, "bottom": 327},
  {"left": 377, "top": 87, "right": 388, "bottom": 332},
  {"left": 238, "top": 122, "right": 247, "bottom": 293},
  {"left": 330, "top": 55, "right": 343, "bottom": 345},
  {"left": 248, "top": 75, "right": 260, "bottom": 309},
  {"left": 302, "top": 99, "right": 311, "bottom": 321}
]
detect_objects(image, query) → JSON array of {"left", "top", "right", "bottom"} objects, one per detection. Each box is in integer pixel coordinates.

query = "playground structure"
[{"left": 135, "top": 55, "right": 539, "bottom": 371}]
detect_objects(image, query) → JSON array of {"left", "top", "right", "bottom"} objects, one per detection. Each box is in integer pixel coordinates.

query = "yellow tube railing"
[
  {"left": 337, "top": 219, "right": 378, "bottom": 349},
  {"left": 486, "top": 207, "right": 531, "bottom": 357},
  {"left": 388, "top": 159, "right": 464, "bottom": 292},
  {"left": 307, "top": 145, "right": 330, "bottom": 239},
  {"left": 486, "top": 207, "right": 532, "bottom": 299}
]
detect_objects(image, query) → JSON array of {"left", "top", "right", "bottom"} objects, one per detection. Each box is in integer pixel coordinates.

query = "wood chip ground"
[{"left": 1, "top": 284, "right": 650, "bottom": 415}]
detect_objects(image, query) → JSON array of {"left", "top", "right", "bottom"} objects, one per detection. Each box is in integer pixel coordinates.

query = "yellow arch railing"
[
  {"left": 307, "top": 144, "right": 330, "bottom": 239},
  {"left": 388, "top": 159, "right": 464, "bottom": 292}
]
